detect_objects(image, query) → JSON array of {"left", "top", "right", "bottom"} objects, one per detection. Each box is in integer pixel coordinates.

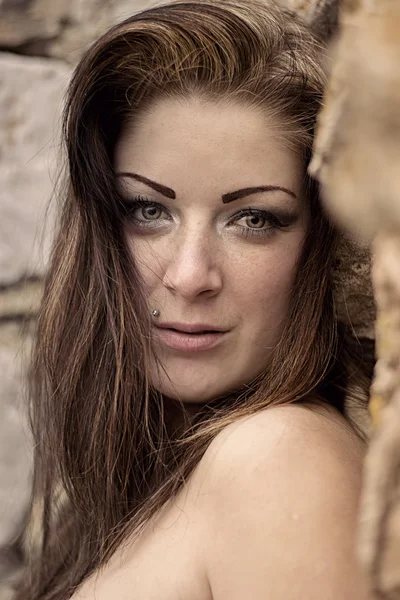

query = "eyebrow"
[
  {"left": 117, "top": 172, "right": 296, "bottom": 203},
  {"left": 222, "top": 185, "right": 297, "bottom": 203},
  {"left": 117, "top": 172, "right": 176, "bottom": 199}
]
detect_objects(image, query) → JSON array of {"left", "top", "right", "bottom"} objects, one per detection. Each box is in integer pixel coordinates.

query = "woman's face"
[{"left": 115, "top": 96, "right": 309, "bottom": 403}]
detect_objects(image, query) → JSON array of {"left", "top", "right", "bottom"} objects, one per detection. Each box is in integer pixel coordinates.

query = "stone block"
[
  {"left": 0, "top": 323, "right": 32, "bottom": 549},
  {"left": 48, "top": 0, "right": 158, "bottom": 63},
  {"left": 0, "top": 279, "right": 42, "bottom": 319},
  {"left": 0, "top": 0, "right": 68, "bottom": 48},
  {"left": 0, "top": 0, "right": 158, "bottom": 60},
  {"left": 0, "top": 52, "right": 71, "bottom": 286},
  {"left": 0, "top": 321, "right": 33, "bottom": 596}
]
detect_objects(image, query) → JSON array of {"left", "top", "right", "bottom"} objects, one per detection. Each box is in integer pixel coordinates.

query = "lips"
[
  {"left": 154, "top": 322, "right": 228, "bottom": 352},
  {"left": 156, "top": 322, "right": 227, "bottom": 334}
]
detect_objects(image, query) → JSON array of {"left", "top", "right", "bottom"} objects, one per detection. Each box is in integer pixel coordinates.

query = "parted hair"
[{"left": 15, "top": 1, "right": 371, "bottom": 599}]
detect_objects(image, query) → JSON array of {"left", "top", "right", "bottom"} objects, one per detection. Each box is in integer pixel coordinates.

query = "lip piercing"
[{"left": 151, "top": 309, "right": 160, "bottom": 317}]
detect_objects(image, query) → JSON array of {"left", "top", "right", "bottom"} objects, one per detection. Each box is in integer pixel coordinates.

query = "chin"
[
  {"left": 159, "top": 385, "right": 217, "bottom": 404},
  {"left": 152, "top": 375, "right": 232, "bottom": 404}
]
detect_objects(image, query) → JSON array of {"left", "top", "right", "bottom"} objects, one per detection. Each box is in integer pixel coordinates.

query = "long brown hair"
[{"left": 16, "top": 1, "right": 372, "bottom": 598}]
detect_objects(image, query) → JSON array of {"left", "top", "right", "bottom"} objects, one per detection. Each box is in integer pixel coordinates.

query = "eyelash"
[
  {"left": 229, "top": 208, "right": 288, "bottom": 239},
  {"left": 120, "top": 195, "right": 289, "bottom": 239},
  {"left": 120, "top": 196, "right": 167, "bottom": 221}
]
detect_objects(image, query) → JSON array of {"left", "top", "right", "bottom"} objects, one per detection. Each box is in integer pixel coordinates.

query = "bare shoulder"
[
  {"left": 194, "top": 402, "right": 372, "bottom": 600},
  {"left": 198, "top": 401, "right": 366, "bottom": 488}
]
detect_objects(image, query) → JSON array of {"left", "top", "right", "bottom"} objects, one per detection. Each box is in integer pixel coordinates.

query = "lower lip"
[{"left": 154, "top": 327, "right": 226, "bottom": 352}]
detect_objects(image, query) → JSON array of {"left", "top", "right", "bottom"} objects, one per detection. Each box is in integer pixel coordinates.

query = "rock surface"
[
  {"left": 0, "top": 49, "right": 69, "bottom": 596},
  {"left": 333, "top": 236, "right": 375, "bottom": 339},
  {"left": 0, "top": 0, "right": 69, "bottom": 48},
  {"left": 0, "top": 323, "right": 32, "bottom": 549},
  {"left": 0, "top": 0, "right": 159, "bottom": 62},
  {"left": 0, "top": 52, "right": 70, "bottom": 286},
  {"left": 49, "top": 0, "right": 158, "bottom": 63}
]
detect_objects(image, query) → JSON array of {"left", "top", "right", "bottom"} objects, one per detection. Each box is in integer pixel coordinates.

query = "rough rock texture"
[
  {"left": 333, "top": 235, "right": 375, "bottom": 339},
  {"left": 0, "top": 51, "right": 69, "bottom": 596},
  {"left": 0, "top": 321, "right": 34, "bottom": 600},
  {"left": 306, "top": 0, "right": 400, "bottom": 596},
  {"left": 0, "top": 280, "right": 43, "bottom": 320},
  {"left": 309, "top": 2, "right": 400, "bottom": 240},
  {"left": 0, "top": 0, "right": 69, "bottom": 48},
  {"left": 0, "top": 317, "right": 37, "bottom": 598},
  {"left": 0, "top": 52, "right": 70, "bottom": 285},
  {"left": 0, "top": 54, "right": 68, "bottom": 568},
  {"left": 358, "top": 233, "right": 400, "bottom": 597},
  {"left": 0, "top": 0, "right": 157, "bottom": 63},
  {"left": 49, "top": 0, "right": 157, "bottom": 63},
  {"left": 0, "top": 323, "right": 32, "bottom": 549},
  {"left": 283, "top": 0, "right": 340, "bottom": 37}
]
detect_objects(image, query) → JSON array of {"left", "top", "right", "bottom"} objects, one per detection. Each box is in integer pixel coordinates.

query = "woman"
[{"left": 17, "top": 1, "right": 374, "bottom": 599}]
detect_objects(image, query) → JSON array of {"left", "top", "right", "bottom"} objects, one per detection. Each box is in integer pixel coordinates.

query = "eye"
[
  {"left": 238, "top": 212, "right": 269, "bottom": 229},
  {"left": 227, "top": 208, "right": 295, "bottom": 239},
  {"left": 120, "top": 195, "right": 171, "bottom": 225},
  {"left": 136, "top": 204, "right": 163, "bottom": 220},
  {"left": 231, "top": 209, "right": 283, "bottom": 230}
]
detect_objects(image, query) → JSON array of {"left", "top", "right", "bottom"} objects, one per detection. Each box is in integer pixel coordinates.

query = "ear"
[{"left": 280, "top": 0, "right": 340, "bottom": 39}]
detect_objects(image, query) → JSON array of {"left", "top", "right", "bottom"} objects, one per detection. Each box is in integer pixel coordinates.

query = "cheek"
[
  {"left": 230, "top": 239, "right": 303, "bottom": 325},
  {"left": 125, "top": 232, "right": 165, "bottom": 290},
  {"left": 126, "top": 227, "right": 305, "bottom": 314}
]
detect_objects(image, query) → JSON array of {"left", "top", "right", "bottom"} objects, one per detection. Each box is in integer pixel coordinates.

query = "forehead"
[{"left": 115, "top": 96, "right": 304, "bottom": 198}]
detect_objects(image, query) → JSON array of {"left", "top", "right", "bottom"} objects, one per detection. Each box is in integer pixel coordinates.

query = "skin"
[
  {"left": 74, "top": 97, "right": 371, "bottom": 600},
  {"left": 115, "top": 95, "right": 309, "bottom": 405},
  {"left": 73, "top": 404, "right": 372, "bottom": 600}
]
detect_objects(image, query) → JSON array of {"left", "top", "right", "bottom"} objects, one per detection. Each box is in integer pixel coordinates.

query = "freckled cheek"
[
  {"left": 231, "top": 245, "right": 302, "bottom": 329},
  {"left": 126, "top": 231, "right": 304, "bottom": 309}
]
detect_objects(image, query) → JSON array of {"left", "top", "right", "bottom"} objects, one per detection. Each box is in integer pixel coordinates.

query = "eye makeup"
[
  {"left": 119, "top": 194, "right": 299, "bottom": 239},
  {"left": 227, "top": 207, "right": 299, "bottom": 239},
  {"left": 119, "top": 195, "right": 171, "bottom": 221}
]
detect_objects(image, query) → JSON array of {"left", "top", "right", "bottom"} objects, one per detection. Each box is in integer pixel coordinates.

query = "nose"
[{"left": 163, "top": 226, "right": 222, "bottom": 301}]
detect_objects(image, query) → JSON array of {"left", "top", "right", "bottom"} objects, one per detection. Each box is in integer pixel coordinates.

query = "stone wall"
[{"left": 0, "top": 1, "right": 154, "bottom": 597}]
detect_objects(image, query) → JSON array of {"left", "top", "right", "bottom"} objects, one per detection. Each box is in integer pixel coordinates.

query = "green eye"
[
  {"left": 232, "top": 209, "right": 281, "bottom": 231},
  {"left": 138, "top": 205, "right": 163, "bottom": 220},
  {"left": 119, "top": 195, "right": 170, "bottom": 226},
  {"left": 228, "top": 208, "right": 293, "bottom": 240},
  {"left": 242, "top": 214, "right": 267, "bottom": 229}
]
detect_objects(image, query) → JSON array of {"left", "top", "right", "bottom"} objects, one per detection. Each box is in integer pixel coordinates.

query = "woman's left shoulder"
[
  {"left": 199, "top": 400, "right": 366, "bottom": 490},
  {"left": 193, "top": 402, "right": 372, "bottom": 599}
]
